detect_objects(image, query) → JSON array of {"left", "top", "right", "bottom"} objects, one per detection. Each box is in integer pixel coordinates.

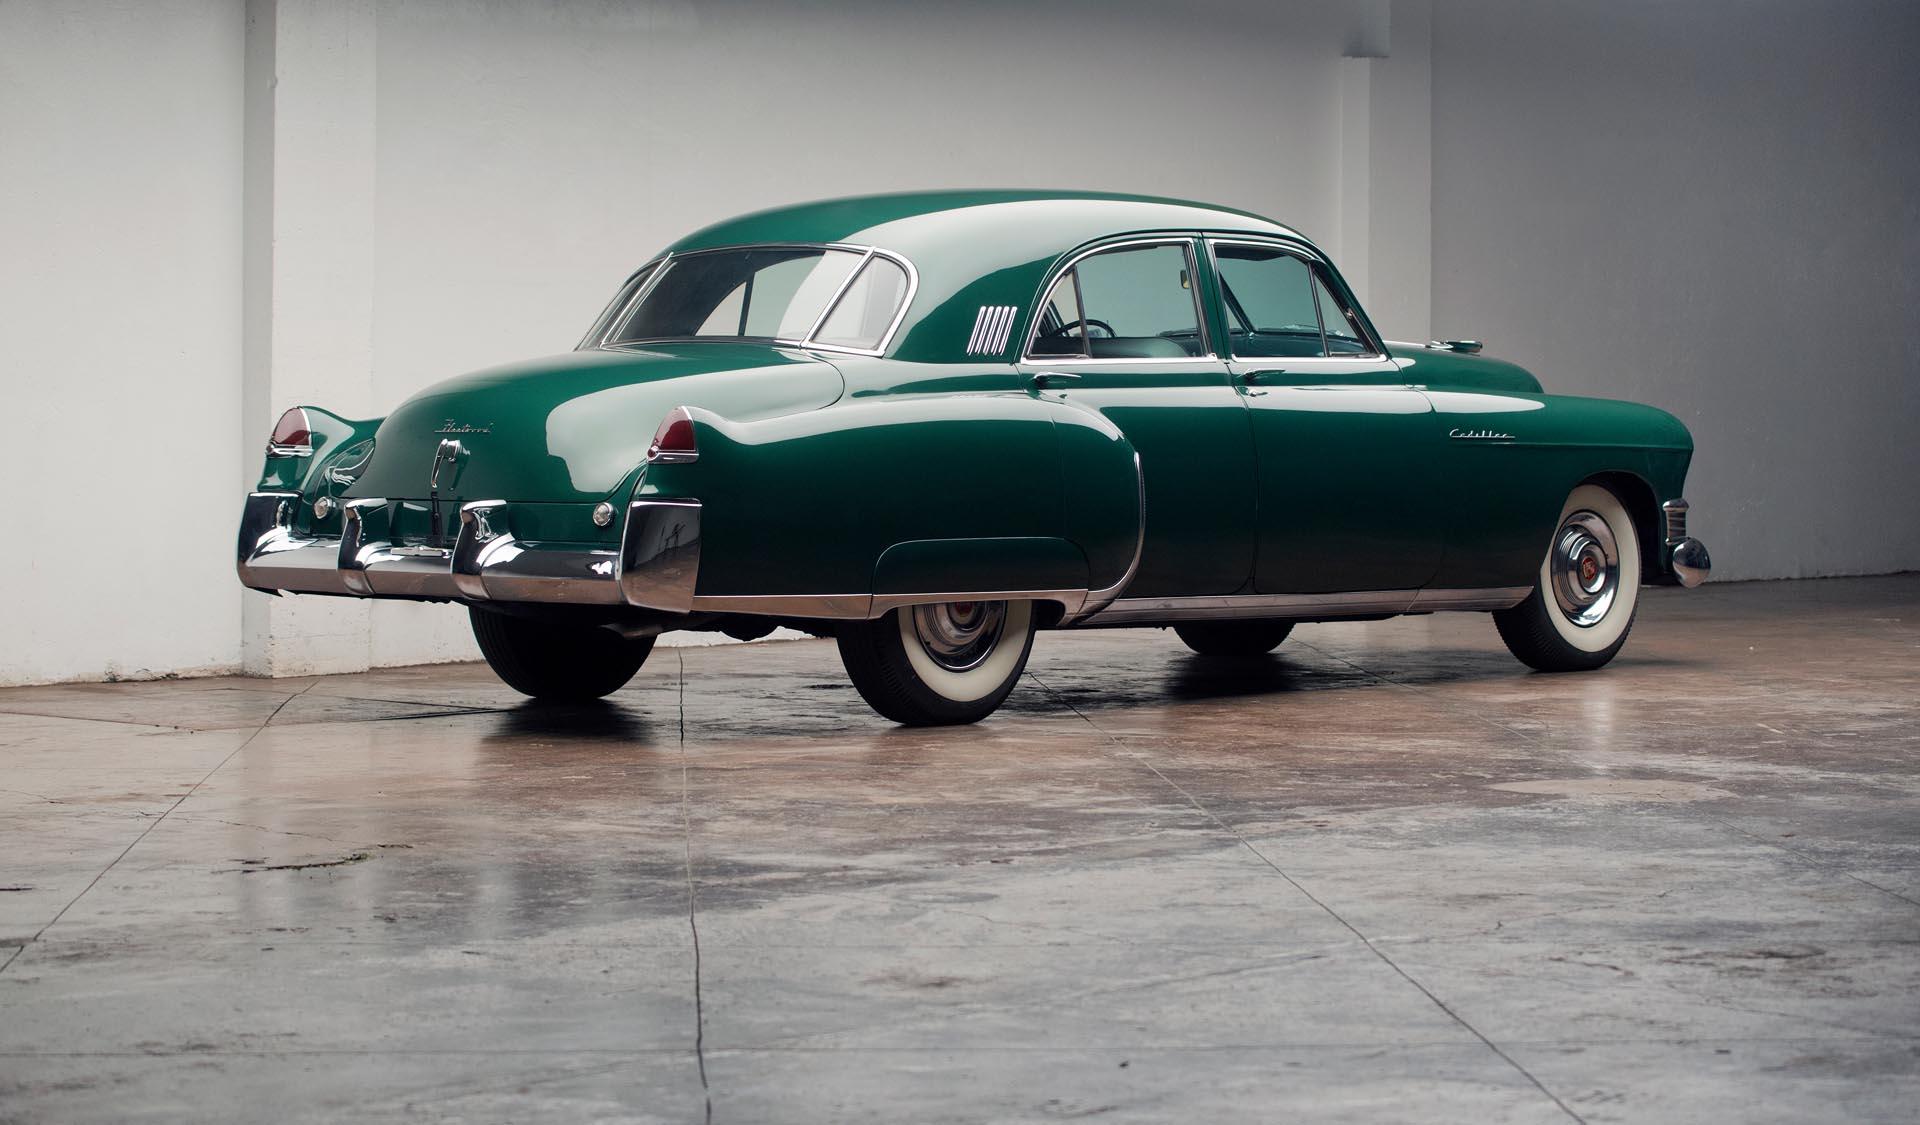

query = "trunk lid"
[{"left": 346, "top": 343, "right": 843, "bottom": 504}]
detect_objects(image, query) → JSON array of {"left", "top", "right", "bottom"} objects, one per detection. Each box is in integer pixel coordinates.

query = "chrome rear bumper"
[{"left": 237, "top": 492, "right": 702, "bottom": 611}]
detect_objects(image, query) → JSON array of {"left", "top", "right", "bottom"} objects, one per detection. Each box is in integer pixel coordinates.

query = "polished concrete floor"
[{"left": 2, "top": 576, "right": 1917, "bottom": 1123}]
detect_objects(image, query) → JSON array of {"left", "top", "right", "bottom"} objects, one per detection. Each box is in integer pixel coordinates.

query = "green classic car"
[{"left": 239, "top": 190, "right": 1711, "bottom": 725}]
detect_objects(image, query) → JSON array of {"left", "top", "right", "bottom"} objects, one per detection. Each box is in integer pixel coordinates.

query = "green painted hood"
[
  {"left": 1386, "top": 342, "right": 1543, "bottom": 394},
  {"left": 347, "top": 343, "right": 843, "bottom": 504}
]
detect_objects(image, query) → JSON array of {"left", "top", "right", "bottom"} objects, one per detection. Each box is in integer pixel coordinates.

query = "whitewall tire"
[
  {"left": 838, "top": 600, "right": 1037, "bottom": 725},
  {"left": 1494, "top": 483, "right": 1642, "bottom": 672}
]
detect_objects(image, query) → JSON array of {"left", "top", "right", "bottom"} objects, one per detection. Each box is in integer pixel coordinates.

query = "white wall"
[
  {"left": 0, "top": 0, "right": 246, "bottom": 684},
  {"left": 1430, "top": 0, "right": 1920, "bottom": 581},
  {"left": 5, "top": 0, "right": 1912, "bottom": 685}
]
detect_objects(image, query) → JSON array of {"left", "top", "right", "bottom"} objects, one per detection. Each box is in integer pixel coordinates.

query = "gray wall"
[
  {"left": 0, "top": 0, "right": 246, "bottom": 684},
  {"left": 1431, "top": 0, "right": 1920, "bottom": 580}
]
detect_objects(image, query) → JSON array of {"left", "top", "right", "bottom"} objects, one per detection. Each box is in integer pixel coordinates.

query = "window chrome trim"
[
  {"left": 591, "top": 257, "right": 674, "bottom": 350},
  {"left": 1204, "top": 236, "right": 1387, "bottom": 360},
  {"left": 577, "top": 261, "right": 662, "bottom": 350},
  {"left": 586, "top": 242, "right": 920, "bottom": 358},
  {"left": 1020, "top": 235, "right": 1217, "bottom": 364},
  {"left": 801, "top": 246, "right": 877, "bottom": 344}
]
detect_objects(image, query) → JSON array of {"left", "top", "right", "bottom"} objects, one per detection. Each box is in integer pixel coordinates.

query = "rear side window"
[
  {"left": 812, "top": 256, "right": 910, "bottom": 350},
  {"left": 1029, "top": 242, "right": 1207, "bottom": 360}
]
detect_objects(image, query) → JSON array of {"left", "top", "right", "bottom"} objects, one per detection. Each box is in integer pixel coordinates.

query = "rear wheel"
[
  {"left": 837, "top": 600, "right": 1036, "bottom": 725},
  {"left": 1494, "top": 483, "right": 1642, "bottom": 672},
  {"left": 469, "top": 607, "right": 655, "bottom": 700},
  {"left": 1174, "top": 619, "right": 1295, "bottom": 657}
]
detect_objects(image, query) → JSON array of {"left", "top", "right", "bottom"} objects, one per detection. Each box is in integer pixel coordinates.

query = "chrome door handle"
[{"left": 1030, "top": 371, "right": 1082, "bottom": 389}]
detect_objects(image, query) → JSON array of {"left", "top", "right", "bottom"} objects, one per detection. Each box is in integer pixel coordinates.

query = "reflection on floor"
[{"left": 2, "top": 576, "right": 1917, "bottom": 1123}]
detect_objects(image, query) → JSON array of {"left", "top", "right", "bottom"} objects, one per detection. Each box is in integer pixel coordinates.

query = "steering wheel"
[{"left": 1042, "top": 318, "right": 1115, "bottom": 340}]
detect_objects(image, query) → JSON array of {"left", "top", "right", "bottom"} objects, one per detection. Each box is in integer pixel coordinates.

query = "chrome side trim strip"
[
  {"left": 1087, "top": 586, "right": 1529, "bottom": 624},
  {"left": 874, "top": 589, "right": 1086, "bottom": 617},
  {"left": 688, "top": 593, "right": 872, "bottom": 618},
  {"left": 1095, "top": 590, "right": 1417, "bottom": 624},
  {"left": 1408, "top": 586, "right": 1532, "bottom": 611},
  {"left": 686, "top": 589, "right": 1089, "bottom": 620}
]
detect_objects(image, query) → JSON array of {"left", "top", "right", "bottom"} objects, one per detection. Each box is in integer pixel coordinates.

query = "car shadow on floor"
[
  {"left": 479, "top": 699, "right": 661, "bottom": 745},
  {"left": 1011, "top": 647, "right": 1696, "bottom": 716}
]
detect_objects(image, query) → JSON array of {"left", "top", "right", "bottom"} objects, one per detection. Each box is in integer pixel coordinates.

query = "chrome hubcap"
[
  {"left": 1550, "top": 510, "right": 1620, "bottom": 627},
  {"left": 909, "top": 601, "right": 1008, "bottom": 672}
]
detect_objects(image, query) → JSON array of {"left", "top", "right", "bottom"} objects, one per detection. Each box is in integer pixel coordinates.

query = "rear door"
[
  {"left": 1208, "top": 239, "right": 1442, "bottom": 594},
  {"left": 1017, "top": 237, "right": 1256, "bottom": 597}
]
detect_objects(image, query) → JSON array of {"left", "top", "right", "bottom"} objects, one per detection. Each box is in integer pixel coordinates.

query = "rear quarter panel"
[{"left": 640, "top": 383, "right": 1141, "bottom": 601}]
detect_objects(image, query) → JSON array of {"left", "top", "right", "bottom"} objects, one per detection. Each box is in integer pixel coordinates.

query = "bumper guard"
[{"left": 1661, "top": 498, "right": 1711, "bottom": 588}]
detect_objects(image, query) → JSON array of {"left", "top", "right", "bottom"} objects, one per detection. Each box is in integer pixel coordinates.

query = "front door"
[
  {"left": 1019, "top": 238, "right": 1256, "bottom": 597},
  {"left": 1208, "top": 240, "right": 1441, "bottom": 595}
]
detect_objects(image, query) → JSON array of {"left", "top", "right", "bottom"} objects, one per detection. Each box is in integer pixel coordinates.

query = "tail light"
[
  {"left": 647, "top": 407, "right": 698, "bottom": 464},
  {"left": 267, "top": 407, "right": 314, "bottom": 456}
]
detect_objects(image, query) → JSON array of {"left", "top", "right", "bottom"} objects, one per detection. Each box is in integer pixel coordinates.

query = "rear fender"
[
  {"left": 638, "top": 395, "right": 1141, "bottom": 606},
  {"left": 255, "top": 407, "right": 384, "bottom": 524}
]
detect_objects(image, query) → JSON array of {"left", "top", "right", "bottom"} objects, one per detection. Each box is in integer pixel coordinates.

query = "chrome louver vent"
[{"left": 965, "top": 305, "right": 1018, "bottom": 356}]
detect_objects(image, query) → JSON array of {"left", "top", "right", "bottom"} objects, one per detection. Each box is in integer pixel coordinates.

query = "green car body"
[{"left": 239, "top": 189, "right": 1708, "bottom": 650}]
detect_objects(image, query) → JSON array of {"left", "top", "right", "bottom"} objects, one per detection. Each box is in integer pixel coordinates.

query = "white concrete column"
[
  {"left": 1334, "top": 0, "right": 1433, "bottom": 344},
  {"left": 240, "top": 0, "right": 379, "bottom": 676}
]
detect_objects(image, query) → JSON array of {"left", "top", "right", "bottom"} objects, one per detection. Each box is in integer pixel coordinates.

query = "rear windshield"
[{"left": 593, "top": 247, "right": 908, "bottom": 352}]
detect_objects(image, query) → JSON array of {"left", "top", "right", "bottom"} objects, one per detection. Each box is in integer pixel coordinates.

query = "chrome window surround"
[
  {"left": 583, "top": 242, "right": 920, "bottom": 358},
  {"left": 1020, "top": 236, "right": 1218, "bottom": 365},
  {"left": 575, "top": 262, "right": 659, "bottom": 350},
  {"left": 1203, "top": 237, "right": 1387, "bottom": 361}
]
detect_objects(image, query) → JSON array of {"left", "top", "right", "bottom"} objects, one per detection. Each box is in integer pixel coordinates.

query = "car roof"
[
  {"left": 658, "top": 191, "right": 1314, "bottom": 362},
  {"left": 667, "top": 190, "right": 1303, "bottom": 260}
]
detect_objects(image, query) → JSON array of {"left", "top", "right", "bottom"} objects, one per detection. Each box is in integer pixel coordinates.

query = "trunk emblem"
[{"left": 436, "top": 420, "right": 493, "bottom": 435}]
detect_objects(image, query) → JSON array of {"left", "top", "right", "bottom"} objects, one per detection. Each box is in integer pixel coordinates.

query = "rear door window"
[{"left": 1028, "top": 241, "right": 1208, "bottom": 360}]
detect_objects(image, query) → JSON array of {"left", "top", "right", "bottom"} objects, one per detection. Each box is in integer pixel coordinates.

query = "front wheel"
[
  {"left": 469, "top": 607, "right": 655, "bottom": 701},
  {"left": 837, "top": 600, "right": 1037, "bottom": 725},
  {"left": 1494, "top": 483, "right": 1642, "bottom": 672}
]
